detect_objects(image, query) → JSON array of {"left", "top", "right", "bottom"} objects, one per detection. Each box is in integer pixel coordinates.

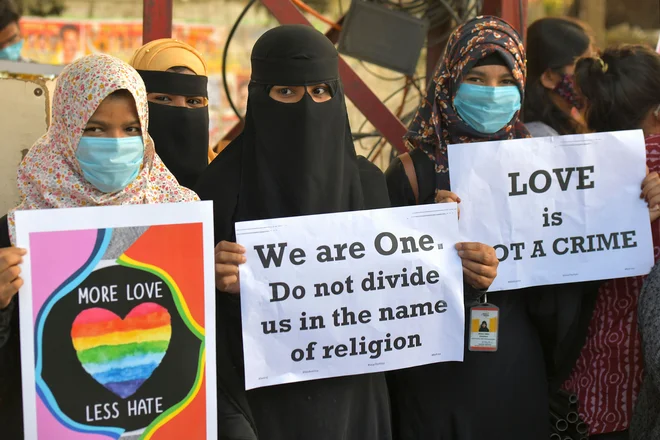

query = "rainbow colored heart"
[{"left": 71, "top": 303, "right": 172, "bottom": 399}]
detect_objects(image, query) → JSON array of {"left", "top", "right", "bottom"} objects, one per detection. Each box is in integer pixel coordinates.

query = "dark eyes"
[
  {"left": 83, "top": 126, "right": 141, "bottom": 134},
  {"left": 312, "top": 86, "right": 329, "bottom": 95}
]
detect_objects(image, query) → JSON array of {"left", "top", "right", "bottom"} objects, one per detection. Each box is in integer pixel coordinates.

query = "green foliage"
[{"left": 18, "top": 0, "right": 65, "bottom": 16}]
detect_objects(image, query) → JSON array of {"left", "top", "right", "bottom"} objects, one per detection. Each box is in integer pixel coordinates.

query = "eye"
[
  {"left": 125, "top": 126, "right": 142, "bottom": 134},
  {"left": 83, "top": 126, "right": 103, "bottom": 133},
  {"left": 153, "top": 95, "right": 172, "bottom": 103},
  {"left": 312, "top": 86, "right": 329, "bottom": 96},
  {"left": 277, "top": 88, "right": 294, "bottom": 96},
  {"left": 500, "top": 78, "right": 516, "bottom": 86},
  {"left": 464, "top": 76, "right": 483, "bottom": 84},
  {"left": 187, "top": 98, "right": 204, "bottom": 106}
]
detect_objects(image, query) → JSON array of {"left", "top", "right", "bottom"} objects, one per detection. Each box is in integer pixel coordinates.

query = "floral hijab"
[
  {"left": 405, "top": 16, "right": 529, "bottom": 191},
  {"left": 8, "top": 54, "right": 198, "bottom": 242}
]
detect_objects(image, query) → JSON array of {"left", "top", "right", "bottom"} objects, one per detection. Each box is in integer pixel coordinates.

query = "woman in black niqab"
[{"left": 194, "top": 25, "right": 391, "bottom": 440}]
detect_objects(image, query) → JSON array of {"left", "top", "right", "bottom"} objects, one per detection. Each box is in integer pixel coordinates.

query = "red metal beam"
[
  {"left": 223, "top": 2, "right": 408, "bottom": 154},
  {"left": 482, "top": 0, "right": 528, "bottom": 41},
  {"left": 426, "top": 24, "right": 451, "bottom": 85},
  {"left": 143, "top": 0, "right": 173, "bottom": 44},
  {"left": 425, "top": 0, "right": 529, "bottom": 86}
]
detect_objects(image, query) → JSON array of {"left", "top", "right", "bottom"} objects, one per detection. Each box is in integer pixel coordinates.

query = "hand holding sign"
[
  {"left": 456, "top": 242, "right": 499, "bottom": 290},
  {"left": 436, "top": 190, "right": 462, "bottom": 218},
  {"left": 0, "top": 247, "right": 26, "bottom": 309},
  {"left": 642, "top": 167, "right": 660, "bottom": 222},
  {"left": 435, "top": 191, "right": 498, "bottom": 290},
  {"left": 215, "top": 241, "right": 246, "bottom": 294}
]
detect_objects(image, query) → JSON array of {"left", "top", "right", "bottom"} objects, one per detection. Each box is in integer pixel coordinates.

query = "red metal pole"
[
  {"left": 426, "top": 25, "right": 450, "bottom": 85},
  {"left": 143, "top": 0, "right": 173, "bottom": 44}
]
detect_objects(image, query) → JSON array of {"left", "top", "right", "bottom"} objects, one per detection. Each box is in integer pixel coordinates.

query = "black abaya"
[
  {"left": 194, "top": 25, "right": 392, "bottom": 440},
  {"left": 385, "top": 152, "right": 599, "bottom": 440}
]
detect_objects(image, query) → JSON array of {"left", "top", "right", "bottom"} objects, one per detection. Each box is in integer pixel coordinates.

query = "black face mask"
[
  {"left": 147, "top": 102, "right": 209, "bottom": 189},
  {"left": 235, "top": 25, "right": 364, "bottom": 222},
  {"left": 138, "top": 70, "right": 209, "bottom": 189}
]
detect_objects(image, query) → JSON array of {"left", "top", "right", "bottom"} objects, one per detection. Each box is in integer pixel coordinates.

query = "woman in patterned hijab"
[
  {"left": 0, "top": 53, "right": 197, "bottom": 438},
  {"left": 385, "top": 17, "right": 551, "bottom": 440},
  {"left": 388, "top": 15, "right": 528, "bottom": 198}
]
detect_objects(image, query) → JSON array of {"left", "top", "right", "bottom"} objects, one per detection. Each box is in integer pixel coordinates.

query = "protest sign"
[
  {"left": 236, "top": 204, "right": 465, "bottom": 390},
  {"left": 15, "top": 202, "right": 217, "bottom": 439},
  {"left": 448, "top": 130, "right": 654, "bottom": 291}
]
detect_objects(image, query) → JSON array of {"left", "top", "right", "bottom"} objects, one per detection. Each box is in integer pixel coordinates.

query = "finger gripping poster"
[{"left": 15, "top": 202, "right": 217, "bottom": 439}]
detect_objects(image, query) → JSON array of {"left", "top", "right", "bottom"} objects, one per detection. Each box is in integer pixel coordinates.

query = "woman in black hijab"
[
  {"left": 130, "top": 39, "right": 211, "bottom": 189},
  {"left": 195, "top": 25, "right": 391, "bottom": 439}
]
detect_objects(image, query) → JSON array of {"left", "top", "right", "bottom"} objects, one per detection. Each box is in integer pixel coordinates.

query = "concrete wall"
[{"left": 0, "top": 75, "right": 54, "bottom": 212}]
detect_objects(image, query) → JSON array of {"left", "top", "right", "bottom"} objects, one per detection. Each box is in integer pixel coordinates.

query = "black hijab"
[
  {"left": 195, "top": 24, "right": 381, "bottom": 243},
  {"left": 138, "top": 70, "right": 210, "bottom": 189},
  {"left": 237, "top": 25, "right": 365, "bottom": 222},
  {"left": 194, "top": 25, "right": 391, "bottom": 440}
]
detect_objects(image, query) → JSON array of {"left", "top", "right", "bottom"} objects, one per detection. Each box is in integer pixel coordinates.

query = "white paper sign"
[
  {"left": 448, "top": 130, "right": 654, "bottom": 291},
  {"left": 15, "top": 202, "right": 218, "bottom": 440},
  {"left": 236, "top": 204, "right": 465, "bottom": 390}
]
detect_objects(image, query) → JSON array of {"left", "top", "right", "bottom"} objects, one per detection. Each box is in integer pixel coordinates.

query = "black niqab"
[
  {"left": 194, "top": 24, "right": 391, "bottom": 440},
  {"left": 236, "top": 25, "right": 364, "bottom": 222},
  {"left": 138, "top": 70, "right": 209, "bottom": 189}
]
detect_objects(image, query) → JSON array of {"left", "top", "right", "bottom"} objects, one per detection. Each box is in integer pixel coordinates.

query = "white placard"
[
  {"left": 448, "top": 130, "right": 654, "bottom": 291},
  {"left": 15, "top": 202, "right": 217, "bottom": 439},
  {"left": 237, "top": 204, "right": 465, "bottom": 390}
]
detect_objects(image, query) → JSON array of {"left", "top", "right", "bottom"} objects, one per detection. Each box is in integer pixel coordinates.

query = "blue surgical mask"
[
  {"left": 76, "top": 136, "right": 144, "bottom": 193},
  {"left": 0, "top": 40, "right": 23, "bottom": 61},
  {"left": 453, "top": 83, "right": 521, "bottom": 134}
]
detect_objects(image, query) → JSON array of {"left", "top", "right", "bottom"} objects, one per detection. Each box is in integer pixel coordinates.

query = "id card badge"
[{"left": 469, "top": 297, "right": 499, "bottom": 352}]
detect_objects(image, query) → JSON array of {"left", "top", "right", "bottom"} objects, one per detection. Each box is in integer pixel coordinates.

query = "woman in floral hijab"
[{"left": 0, "top": 53, "right": 197, "bottom": 438}]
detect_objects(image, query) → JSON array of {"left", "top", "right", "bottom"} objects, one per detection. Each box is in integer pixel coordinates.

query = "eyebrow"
[
  {"left": 466, "top": 70, "right": 488, "bottom": 78},
  {"left": 85, "top": 119, "right": 106, "bottom": 127},
  {"left": 84, "top": 119, "right": 141, "bottom": 127}
]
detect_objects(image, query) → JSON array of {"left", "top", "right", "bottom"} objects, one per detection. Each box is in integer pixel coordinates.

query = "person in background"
[
  {"left": 522, "top": 17, "right": 607, "bottom": 433},
  {"left": 522, "top": 17, "right": 595, "bottom": 137},
  {"left": 0, "top": 0, "right": 27, "bottom": 62},
  {"left": 564, "top": 45, "right": 660, "bottom": 440},
  {"left": 130, "top": 39, "right": 214, "bottom": 189},
  {"left": 0, "top": 53, "right": 199, "bottom": 438},
  {"left": 384, "top": 16, "right": 546, "bottom": 439},
  {"left": 59, "top": 24, "right": 82, "bottom": 64}
]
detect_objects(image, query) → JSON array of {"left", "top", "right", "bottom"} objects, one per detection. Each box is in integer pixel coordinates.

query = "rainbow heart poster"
[
  {"left": 14, "top": 202, "right": 217, "bottom": 440},
  {"left": 71, "top": 303, "right": 172, "bottom": 399}
]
